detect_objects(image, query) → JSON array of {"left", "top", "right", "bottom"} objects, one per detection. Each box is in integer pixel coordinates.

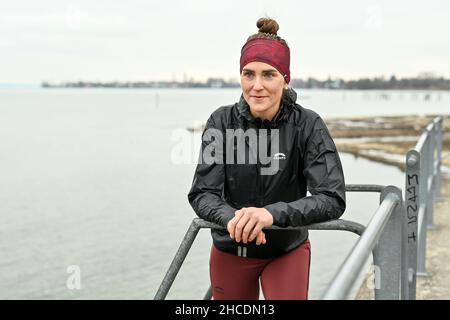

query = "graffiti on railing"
[{"left": 406, "top": 173, "right": 419, "bottom": 243}]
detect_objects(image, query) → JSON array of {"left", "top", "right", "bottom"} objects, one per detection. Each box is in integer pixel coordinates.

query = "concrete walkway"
[{"left": 356, "top": 177, "right": 450, "bottom": 299}]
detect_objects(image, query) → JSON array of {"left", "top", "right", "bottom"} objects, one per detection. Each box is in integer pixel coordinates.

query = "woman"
[{"left": 188, "top": 17, "right": 346, "bottom": 300}]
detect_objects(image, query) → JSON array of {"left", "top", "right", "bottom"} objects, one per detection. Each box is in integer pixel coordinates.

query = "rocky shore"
[
  {"left": 327, "top": 114, "right": 450, "bottom": 172},
  {"left": 189, "top": 114, "right": 450, "bottom": 170}
]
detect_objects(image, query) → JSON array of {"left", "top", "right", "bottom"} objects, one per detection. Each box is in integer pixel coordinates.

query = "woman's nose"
[{"left": 253, "top": 77, "right": 264, "bottom": 90}]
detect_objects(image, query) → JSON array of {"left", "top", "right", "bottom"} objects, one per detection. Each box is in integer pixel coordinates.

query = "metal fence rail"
[
  {"left": 321, "top": 115, "right": 443, "bottom": 300},
  {"left": 155, "top": 184, "right": 383, "bottom": 300},
  {"left": 154, "top": 116, "right": 444, "bottom": 300},
  {"left": 321, "top": 186, "right": 404, "bottom": 300},
  {"left": 403, "top": 116, "right": 444, "bottom": 298}
]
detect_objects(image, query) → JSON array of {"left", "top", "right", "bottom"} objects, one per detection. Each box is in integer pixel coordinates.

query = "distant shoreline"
[
  {"left": 39, "top": 85, "right": 450, "bottom": 92},
  {"left": 39, "top": 86, "right": 450, "bottom": 91},
  {"left": 40, "top": 74, "right": 450, "bottom": 90}
]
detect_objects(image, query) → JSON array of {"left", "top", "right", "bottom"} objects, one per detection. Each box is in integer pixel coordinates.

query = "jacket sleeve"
[
  {"left": 187, "top": 115, "right": 236, "bottom": 228},
  {"left": 264, "top": 117, "right": 346, "bottom": 227}
]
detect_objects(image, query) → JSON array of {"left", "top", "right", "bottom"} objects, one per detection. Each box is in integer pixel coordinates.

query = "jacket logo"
[{"left": 273, "top": 153, "right": 286, "bottom": 160}]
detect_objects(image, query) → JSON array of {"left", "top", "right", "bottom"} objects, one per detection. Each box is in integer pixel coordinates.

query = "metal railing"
[
  {"left": 155, "top": 184, "right": 388, "bottom": 300},
  {"left": 322, "top": 115, "right": 444, "bottom": 300},
  {"left": 154, "top": 116, "right": 444, "bottom": 300},
  {"left": 403, "top": 116, "right": 444, "bottom": 298},
  {"left": 321, "top": 186, "right": 405, "bottom": 299}
]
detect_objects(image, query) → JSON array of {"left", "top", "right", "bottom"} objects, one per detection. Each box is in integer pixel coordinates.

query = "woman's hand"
[
  {"left": 227, "top": 207, "right": 273, "bottom": 245},
  {"left": 254, "top": 230, "right": 267, "bottom": 246}
]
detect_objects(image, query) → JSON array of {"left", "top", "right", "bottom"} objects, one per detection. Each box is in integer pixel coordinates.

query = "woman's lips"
[{"left": 251, "top": 96, "right": 268, "bottom": 100}]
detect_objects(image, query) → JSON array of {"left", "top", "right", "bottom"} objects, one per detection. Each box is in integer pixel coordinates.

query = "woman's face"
[{"left": 240, "top": 61, "right": 286, "bottom": 121}]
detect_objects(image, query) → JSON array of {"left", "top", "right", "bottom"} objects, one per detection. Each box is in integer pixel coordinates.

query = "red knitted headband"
[{"left": 240, "top": 37, "right": 291, "bottom": 83}]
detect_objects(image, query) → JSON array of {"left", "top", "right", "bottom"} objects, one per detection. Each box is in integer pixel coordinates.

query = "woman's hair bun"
[{"left": 256, "top": 17, "right": 279, "bottom": 35}]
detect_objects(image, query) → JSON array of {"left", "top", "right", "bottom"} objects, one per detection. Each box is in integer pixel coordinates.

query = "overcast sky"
[{"left": 1, "top": 0, "right": 449, "bottom": 84}]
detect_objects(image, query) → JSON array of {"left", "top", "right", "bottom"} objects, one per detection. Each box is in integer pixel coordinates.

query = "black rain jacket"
[{"left": 188, "top": 88, "right": 346, "bottom": 259}]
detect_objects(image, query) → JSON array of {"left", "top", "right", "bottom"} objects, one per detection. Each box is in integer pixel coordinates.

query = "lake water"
[{"left": 0, "top": 88, "right": 448, "bottom": 299}]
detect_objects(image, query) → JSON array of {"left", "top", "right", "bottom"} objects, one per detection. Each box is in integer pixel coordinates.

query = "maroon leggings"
[{"left": 209, "top": 240, "right": 311, "bottom": 300}]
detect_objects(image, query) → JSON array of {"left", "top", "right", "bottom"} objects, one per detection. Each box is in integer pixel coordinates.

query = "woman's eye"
[
  {"left": 243, "top": 72, "right": 254, "bottom": 78},
  {"left": 264, "top": 73, "right": 274, "bottom": 79}
]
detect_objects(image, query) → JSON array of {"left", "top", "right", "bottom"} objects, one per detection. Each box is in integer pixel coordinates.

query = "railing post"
[
  {"left": 373, "top": 186, "right": 403, "bottom": 300},
  {"left": 434, "top": 117, "right": 443, "bottom": 200},
  {"left": 417, "top": 134, "right": 430, "bottom": 277},
  {"left": 426, "top": 126, "right": 435, "bottom": 228},
  {"left": 154, "top": 220, "right": 201, "bottom": 300},
  {"left": 405, "top": 151, "right": 420, "bottom": 299}
]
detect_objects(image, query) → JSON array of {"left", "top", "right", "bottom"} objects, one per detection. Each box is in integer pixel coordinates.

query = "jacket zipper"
[
  {"left": 256, "top": 161, "right": 262, "bottom": 206},
  {"left": 259, "top": 167, "right": 264, "bottom": 207},
  {"left": 256, "top": 127, "right": 263, "bottom": 207}
]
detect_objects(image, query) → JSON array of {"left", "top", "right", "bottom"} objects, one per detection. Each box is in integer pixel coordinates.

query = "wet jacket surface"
[{"left": 188, "top": 88, "right": 346, "bottom": 259}]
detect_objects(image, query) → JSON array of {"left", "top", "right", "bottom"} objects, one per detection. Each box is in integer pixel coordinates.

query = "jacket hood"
[{"left": 237, "top": 87, "right": 298, "bottom": 128}]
